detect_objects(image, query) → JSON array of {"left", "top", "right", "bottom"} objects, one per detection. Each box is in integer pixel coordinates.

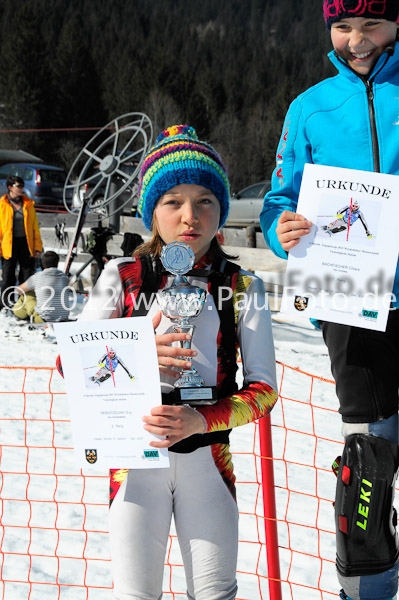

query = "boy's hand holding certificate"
[{"left": 281, "top": 164, "right": 399, "bottom": 331}]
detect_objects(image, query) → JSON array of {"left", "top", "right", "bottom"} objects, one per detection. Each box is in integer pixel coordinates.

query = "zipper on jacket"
[
  {"left": 360, "top": 51, "right": 392, "bottom": 172},
  {"left": 364, "top": 79, "right": 380, "bottom": 173},
  {"left": 334, "top": 50, "right": 392, "bottom": 174}
]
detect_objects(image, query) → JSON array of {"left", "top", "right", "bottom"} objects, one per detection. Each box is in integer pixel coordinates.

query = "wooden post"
[{"left": 246, "top": 226, "right": 256, "bottom": 248}]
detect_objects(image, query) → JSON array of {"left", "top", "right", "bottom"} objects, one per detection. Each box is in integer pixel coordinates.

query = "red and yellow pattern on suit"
[
  {"left": 200, "top": 272, "right": 277, "bottom": 432},
  {"left": 196, "top": 273, "right": 277, "bottom": 500}
]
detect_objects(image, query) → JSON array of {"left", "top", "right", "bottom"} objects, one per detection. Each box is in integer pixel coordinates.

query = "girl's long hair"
[{"left": 133, "top": 220, "right": 237, "bottom": 262}]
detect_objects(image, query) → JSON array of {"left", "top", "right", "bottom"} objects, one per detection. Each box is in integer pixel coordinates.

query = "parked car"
[
  {"left": 226, "top": 180, "right": 271, "bottom": 227},
  {"left": 0, "top": 163, "right": 73, "bottom": 207}
]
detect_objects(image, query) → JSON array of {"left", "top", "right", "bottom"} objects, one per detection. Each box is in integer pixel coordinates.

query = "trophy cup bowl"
[{"left": 157, "top": 242, "right": 218, "bottom": 405}]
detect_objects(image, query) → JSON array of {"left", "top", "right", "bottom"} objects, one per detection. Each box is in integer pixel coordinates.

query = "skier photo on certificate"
[
  {"left": 88, "top": 347, "right": 135, "bottom": 387},
  {"left": 321, "top": 199, "right": 372, "bottom": 238}
]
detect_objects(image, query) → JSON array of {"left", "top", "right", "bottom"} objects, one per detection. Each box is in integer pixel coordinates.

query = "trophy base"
[{"left": 174, "top": 386, "right": 218, "bottom": 406}]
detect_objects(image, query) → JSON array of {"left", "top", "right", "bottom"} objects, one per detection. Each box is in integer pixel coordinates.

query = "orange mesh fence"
[
  {"left": 264, "top": 361, "right": 343, "bottom": 600},
  {"left": 0, "top": 364, "right": 343, "bottom": 600}
]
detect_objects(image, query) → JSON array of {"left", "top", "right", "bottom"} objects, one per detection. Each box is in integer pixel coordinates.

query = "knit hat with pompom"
[{"left": 138, "top": 124, "right": 230, "bottom": 230}]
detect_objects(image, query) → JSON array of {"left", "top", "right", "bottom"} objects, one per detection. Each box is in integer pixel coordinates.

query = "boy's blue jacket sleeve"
[{"left": 260, "top": 96, "right": 313, "bottom": 259}]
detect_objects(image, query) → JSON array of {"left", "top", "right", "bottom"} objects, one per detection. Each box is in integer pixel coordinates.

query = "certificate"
[
  {"left": 281, "top": 164, "right": 399, "bottom": 331},
  {"left": 53, "top": 317, "right": 169, "bottom": 469}
]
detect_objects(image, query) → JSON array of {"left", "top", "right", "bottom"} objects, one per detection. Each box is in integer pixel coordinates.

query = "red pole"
[
  {"left": 259, "top": 414, "right": 282, "bottom": 600},
  {"left": 346, "top": 198, "right": 353, "bottom": 242},
  {"left": 106, "top": 346, "right": 116, "bottom": 387}
]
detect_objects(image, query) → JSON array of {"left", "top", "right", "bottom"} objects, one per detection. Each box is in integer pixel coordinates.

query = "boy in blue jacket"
[{"left": 260, "top": 2, "right": 399, "bottom": 599}]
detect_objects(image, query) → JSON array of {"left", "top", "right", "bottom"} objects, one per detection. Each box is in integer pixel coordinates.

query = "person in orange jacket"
[{"left": 0, "top": 175, "right": 43, "bottom": 309}]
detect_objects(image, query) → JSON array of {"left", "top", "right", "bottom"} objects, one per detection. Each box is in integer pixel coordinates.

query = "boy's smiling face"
[{"left": 331, "top": 17, "right": 398, "bottom": 76}]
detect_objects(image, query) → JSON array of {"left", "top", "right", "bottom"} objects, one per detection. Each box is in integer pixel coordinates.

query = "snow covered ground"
[{"left": 0, "top": 286, "right": 344, "bottom": 599}]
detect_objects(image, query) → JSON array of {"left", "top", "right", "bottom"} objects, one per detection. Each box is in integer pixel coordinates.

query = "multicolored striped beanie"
[
  {"left": 323, "top": 0, "right": 399, "bottom": 29},
  {"left": 138, "top": 124, "right": 230, "bottom": 230}
]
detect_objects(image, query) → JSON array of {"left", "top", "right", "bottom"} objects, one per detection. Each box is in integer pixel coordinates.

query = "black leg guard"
[
  {"left": 99, "top": 373, "right": 111, "bottom": 382},
  {"left": 335, "top": 434, "right": 399, "bottom": 578},
  {"left": 330, "top": 225, "right": 347, "bottom": 233}
]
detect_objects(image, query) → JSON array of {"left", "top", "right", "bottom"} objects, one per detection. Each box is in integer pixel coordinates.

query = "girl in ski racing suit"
[
  {"left": 261, "top": 2, "right": 399, "bottom": 600},
  {"left": 80, "top": 124, "right": 278, "bottom": 600}
]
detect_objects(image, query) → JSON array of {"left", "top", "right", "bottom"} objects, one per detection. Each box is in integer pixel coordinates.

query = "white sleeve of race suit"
[{"left": 236, "top": 273, "right": 277, "bottom": 392}]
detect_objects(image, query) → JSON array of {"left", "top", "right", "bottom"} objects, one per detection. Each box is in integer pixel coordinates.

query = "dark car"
[
  {"left": 0, "top": 163, "right": 72, "bottom": 207},
  {"left": 227, "top": 181, "right": 271, "bottom": 227}
]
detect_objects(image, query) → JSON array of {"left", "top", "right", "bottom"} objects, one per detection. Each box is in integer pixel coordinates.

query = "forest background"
[{"left": 0, "top": 0, "right": 334, "bottom": 192}]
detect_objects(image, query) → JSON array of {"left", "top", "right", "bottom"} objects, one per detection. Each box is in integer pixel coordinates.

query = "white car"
[{"left": 227, "top": 181, "right": 271, "bottom": 227}]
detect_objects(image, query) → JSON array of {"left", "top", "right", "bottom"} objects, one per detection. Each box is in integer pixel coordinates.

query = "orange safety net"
[
  {"left": 0, "top": 363, "right": 344, "bottom": 600},
  {"left": 268, "top": 361, "right": 343, "bottom": 600}
]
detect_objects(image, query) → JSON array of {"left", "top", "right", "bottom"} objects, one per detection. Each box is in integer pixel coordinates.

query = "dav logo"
[
  {"left": 85, "top": 449, "right": 97, "bottom": 464},
  {"left": 294, "top": 296, "right": 309, "bottom": 312},
  {"left": 144, "top": 449, "right": 159, "bottom": 459},
  {"left": 361, "top": 309, "right": 378, "bottom": 320}
]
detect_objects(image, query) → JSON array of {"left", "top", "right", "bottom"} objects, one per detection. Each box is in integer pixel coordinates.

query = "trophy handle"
[{"left": 173, "top": 322, "right": 205, "bottom": 388}]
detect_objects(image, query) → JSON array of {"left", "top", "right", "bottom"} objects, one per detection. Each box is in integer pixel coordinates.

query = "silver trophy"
[{"left": 157, "top": 241, "right": 217, "bottom": 405}]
